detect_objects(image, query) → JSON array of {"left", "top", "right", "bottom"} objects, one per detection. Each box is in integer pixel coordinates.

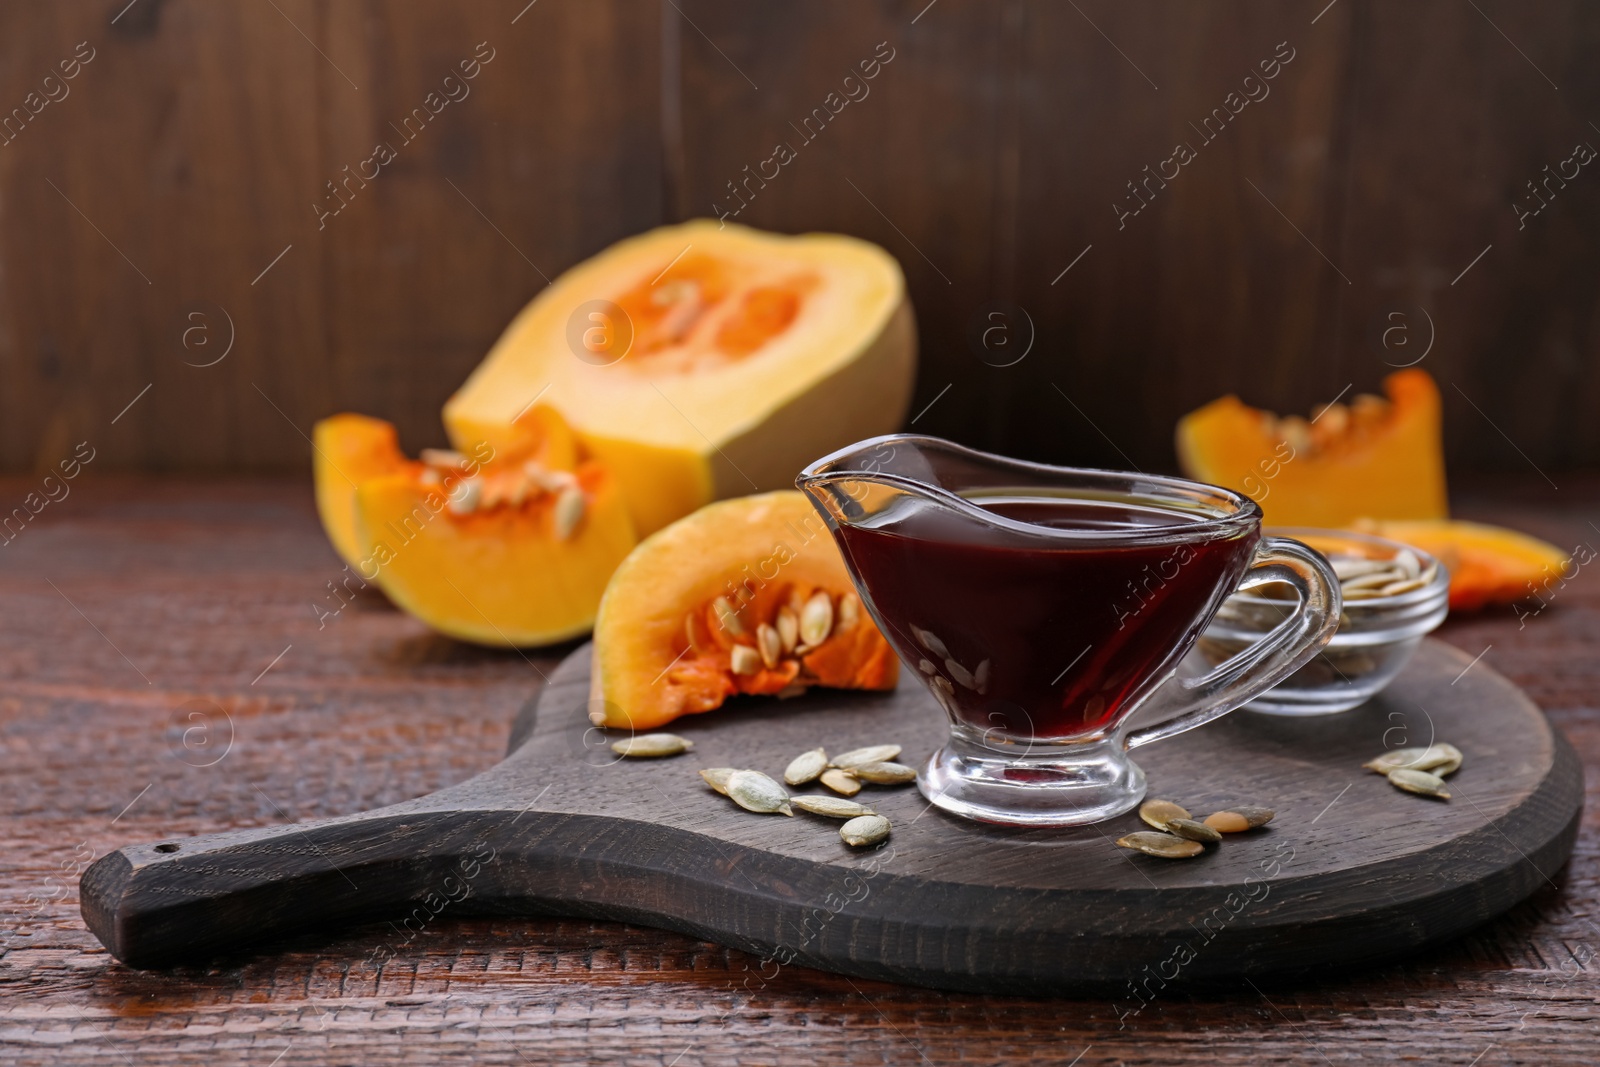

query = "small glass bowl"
[{"left": 1197, "top": 528, "right": 1450, "bottom": 716}]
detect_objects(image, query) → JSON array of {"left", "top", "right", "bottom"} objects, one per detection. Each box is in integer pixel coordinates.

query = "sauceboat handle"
[{"left": 1124, "top": 536, "right": 1340, "bottom": 750}]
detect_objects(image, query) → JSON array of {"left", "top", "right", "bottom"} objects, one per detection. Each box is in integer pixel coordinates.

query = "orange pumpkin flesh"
[
  {"left": 1350, "top": 519, "right": 1569, "bottom": 611},
  {"left": 314, "top": 409, "right": 637, "bottom": 646},
  {"left": 313, "top": 414, "right": 410, "bottom": 570},
  {"left": 591, "top": 491, "right": 898, "bottom": 731},
  {"left": 1176, "top": 369, "right": 1448, "bottom": 527}
]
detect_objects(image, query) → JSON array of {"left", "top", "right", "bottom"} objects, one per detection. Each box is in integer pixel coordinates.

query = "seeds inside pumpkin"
[{"left": 800, "top": 591, "right": 834, "bottom": 648}]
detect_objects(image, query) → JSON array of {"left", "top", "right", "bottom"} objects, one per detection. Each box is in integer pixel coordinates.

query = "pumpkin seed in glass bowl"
[{"left": 1196, "top": 528, "right": 1450, "bottom": 716}]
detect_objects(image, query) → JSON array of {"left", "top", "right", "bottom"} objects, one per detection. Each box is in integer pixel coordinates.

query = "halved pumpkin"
[
  {"left": 1349, "top": 519, "right": 1569, "bottom": 611},
  {"left": 591, "top": 491, "right": 898, "bottom": 730},
  {"left": 443, "top": 220, "right": 917, "bottom": 537},
  {"left": 1176, "top": 369, "right": 1448, "bottom": 527}
]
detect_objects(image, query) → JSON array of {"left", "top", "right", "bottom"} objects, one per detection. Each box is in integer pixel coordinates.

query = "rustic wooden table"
[{"left": 3, "top": 476, "right": 1596, "bottom": 1066}]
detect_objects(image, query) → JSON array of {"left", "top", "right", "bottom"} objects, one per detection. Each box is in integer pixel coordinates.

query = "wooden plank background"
[{"left": 2, "top": 0, "right": 1597, "bottom": 476}]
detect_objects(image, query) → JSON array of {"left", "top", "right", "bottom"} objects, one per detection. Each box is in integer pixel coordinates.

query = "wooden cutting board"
[{"left": 80, "top": 638, "right": 1581, "bottom": 993}]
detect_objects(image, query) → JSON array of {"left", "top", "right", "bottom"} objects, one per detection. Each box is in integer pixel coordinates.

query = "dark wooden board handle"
[{"left": 81, "top": 803, "right": 511, "bottom": 968}]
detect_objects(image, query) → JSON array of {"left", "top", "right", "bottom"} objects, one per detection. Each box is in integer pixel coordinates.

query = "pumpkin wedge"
[
  {"left": 1176, "top": 369, "right": 1448, "bottom": 527},
  {"left": 314, "top": 408, "right": 635, "bottom": 646},
  {"left": 313, "top": 414, "right": 410, "bottom": 570},
  {"left": 443, "top": 220, "right": 916, "bottom": 537},
  {"left": 1350, "top": 519, "right": 1569, "bottom": 611},
  {"left": 591, "top": 491, "right": 898, "bottom": 731}
]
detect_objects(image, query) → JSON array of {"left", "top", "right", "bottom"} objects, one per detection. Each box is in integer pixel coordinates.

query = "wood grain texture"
[
  {"left": 1, "top": 475, "right": 1598, "bottom": 1064},
  {"left": 5, "top": 2, "right": 1600, "bottom": 476},
  {"left": 77, "top": 637, "right": 1581, "bottom": 990}
]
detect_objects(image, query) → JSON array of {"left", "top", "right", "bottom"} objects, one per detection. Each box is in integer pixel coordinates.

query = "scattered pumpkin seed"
[
  {"left": 783, "top": 747, "right": 829, "bottom": 786},
  {"left": 918, "top": 658, "right": 938, "bottom": 674},
  {"left": 553, "top": 486, "right": 585, "bottom": 539},
  {"left": 851, "top": 761, "right": 917, "bottom": 785},
  {"left": 840, "top": 814, "right": 891, "bottom": 847},
  {"left": 1202, "top": 806, "right": 1275, "bottom": 833},
  {"left": 800, "top": 591, "right": 834, "bottom": 648},
  {"left": 1363, "top": 743, "right": 1462, "bottom": 777},
  {"left": 726, "top": 769, "right": 793, "bottom": 815},
  {"left": 792, "top": 795, "right": 876, "bottom": 819},
  {"left": 729, "top": 644, "right": 762, "bottom": 675},
  {"left": 973, "top": 659, "right": 990, "bottom": 693},
  {"left": 611, "top": 733, "right": 693, "bottom": 758},
  {"left": 699, "top": 767, "right": 736, "bottom": 794},
  {"left": 1166, "top": 817, "right": 1223, "bottom": 844},
  {"left": 1388, "top": 767, "right": 1450, "bottom": 799},
  {"left": 1139, "top": 799, "right": 1191, "bottom": 831},
  {"left": 1116, "top": 831, "right": 1204, "bottom": 859},
  {"left": 820, "top": 768, "right": 862, "bottom": 796},
  {"left": 833, "top": 744, "right": 902, "bottom": 769}
]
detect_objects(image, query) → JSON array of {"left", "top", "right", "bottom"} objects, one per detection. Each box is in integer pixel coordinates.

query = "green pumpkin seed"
[
  {"left": 1363, "top": 743, "right": 1462, "bottom": 777},
  {"left": 1115, "top": 831, "right": 1204, "bottom": 859},
  {"left": 1166, "top": 817, "right": 1223, "bottom": 844}
]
